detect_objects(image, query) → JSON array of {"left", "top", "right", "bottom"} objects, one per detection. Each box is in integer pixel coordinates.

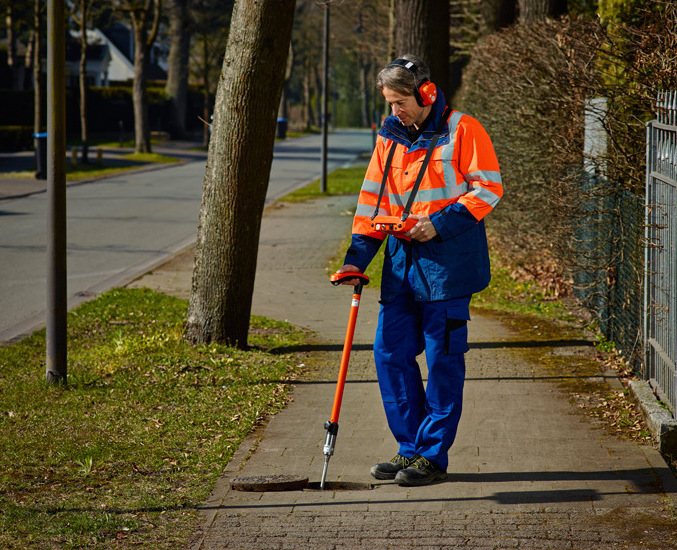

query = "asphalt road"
[{"left": 0, "top": 129, "right": 373, "bottom": 343}]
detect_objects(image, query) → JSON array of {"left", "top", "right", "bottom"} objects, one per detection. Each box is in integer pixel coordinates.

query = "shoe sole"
[{"left": 370, "top": 468, "right": 399, "bottom": 480}]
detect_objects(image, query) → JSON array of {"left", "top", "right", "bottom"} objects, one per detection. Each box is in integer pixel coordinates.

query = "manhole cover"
[{"left": 230, "top": 474, "right": 309, "bottom": 492}]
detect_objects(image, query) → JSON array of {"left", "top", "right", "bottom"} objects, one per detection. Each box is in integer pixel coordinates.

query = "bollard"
[
  {"left": 97, "top": 147, "right": 103, "bottom": 167},
  {"left": 71, "top": 146, "right": 78, "bottom": 169}
]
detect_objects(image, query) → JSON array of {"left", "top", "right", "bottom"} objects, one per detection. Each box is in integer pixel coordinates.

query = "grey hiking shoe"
[
  {"left": 394, "top": 455, "right": 447, "bottom": 486},
  {"left": 370, "top": 454, "right": 416, "bottom": 480}
]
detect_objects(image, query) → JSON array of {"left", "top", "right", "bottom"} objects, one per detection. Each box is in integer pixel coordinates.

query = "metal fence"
[
  {"left": 644, "top": 91, "right": 677, "bottom": 413},
  {"left": 568, "top": 99, "right": 646, "bottom": 374},
  {"left": 572, "top": 174, "right": 645, "bottom": 369}
]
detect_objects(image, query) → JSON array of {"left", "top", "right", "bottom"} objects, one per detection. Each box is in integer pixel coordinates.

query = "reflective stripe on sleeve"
[
  {"left": 465, "top": 185, "right": 502, "bottom": 210},
  {"left": 360, "top": 178, "right": 382, "bottom": 195},
  {"left": 463, "top": 170, "right": 503, "bottom": 211},
  {"left": 465, "top": 170, "right": 502, "bottom": 185}
]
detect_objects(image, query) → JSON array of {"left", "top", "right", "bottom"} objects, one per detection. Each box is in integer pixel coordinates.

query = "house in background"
[
  {"left": 68, "top": 23, "right": 167, "bottom": 86},
  {"left": 94, "top": 22, "right": 168, "bottom": 84},
  {"left": 65, "top": 39, "right": 112, "bottom": 88},
  {"left": 1, "top": 20, "right": 167, "bottom": 91}
]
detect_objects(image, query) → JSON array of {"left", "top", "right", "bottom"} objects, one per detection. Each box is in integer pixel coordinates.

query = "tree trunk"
[
  {"left": 314, "top": 65, "right": 322, "bottom": 128},
  {"left": 185, "top": 0, "right": 296, "bottom": 348},
  {"left": 165, "top": 0, "right": 191, "bottom": 139},
  {"left": 6, "top": 4, "right": 22, "bottom": 90},
  {"left": 125, "top": 0, "right": 161, "bottom": 154},
  {"left": 481, "top": 0, "right": 517, "bottom": 31},
  {"left": 132, "top": 22, "right": 151, "bottom": 153},
  {"left": 33, "top": 0, "right": 42, "bottom": 135},
  {"left": 24, "top": 30, "right": 34, "bottom": 90},
  {"left": 360, "top": 58, "right": 370, "bottom": 128},
  {"left": 303, "top": 70, "right": 314, "bottom": 128},
  {"left": 79, "top": 0, "right": 89, "bottom": 164},
  {"left": 392, "top": 0, "right": 450, "bottom": 100},
  {"left": 388, "top": 0, "right": 396, "bottom": 60},
  {"left": 518, "top": 0, "right": 567, "bottom": 23}
]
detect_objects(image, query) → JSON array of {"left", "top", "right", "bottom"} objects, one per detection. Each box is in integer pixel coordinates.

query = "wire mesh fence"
[
  {"left": 568, "top": 92, "right": 676, "bottom": 414},
  {"left": 571, "top": 175, "right": 645, "bottom": 370},
  {"left": 643, "top": 91, "right": 677, "bottom": 413}
]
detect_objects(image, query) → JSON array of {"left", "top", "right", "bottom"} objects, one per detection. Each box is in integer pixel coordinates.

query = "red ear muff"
[
  {"left": 387, "top": 58, "right": 438, "bottom": 107},
  {"left": 416, "top": 81, "right": 437, "bottom": 106}
]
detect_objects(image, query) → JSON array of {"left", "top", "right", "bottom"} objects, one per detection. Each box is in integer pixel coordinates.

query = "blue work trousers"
[{"left": 374, "top": 272, "right": 470, "bottom": 471}]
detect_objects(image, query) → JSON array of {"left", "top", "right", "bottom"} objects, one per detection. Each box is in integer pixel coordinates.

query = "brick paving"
[{"left": 130, "top": 196, "right": 677, "bottom": 550}]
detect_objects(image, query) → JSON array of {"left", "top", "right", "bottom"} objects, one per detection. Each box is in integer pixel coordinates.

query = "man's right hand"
[{"left": 335, "top": 264, "right": 363, "bottom": 286}]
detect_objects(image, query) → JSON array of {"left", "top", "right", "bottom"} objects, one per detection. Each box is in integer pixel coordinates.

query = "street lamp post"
[
  {"left": 320, "top": 4, "right": 329, "bottom": 194},
  {"left": 46, "top": 0, "right": 68, "bottom": 384}
]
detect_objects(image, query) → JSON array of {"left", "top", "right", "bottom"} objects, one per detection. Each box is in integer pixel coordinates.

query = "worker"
[{"left": 336, "top": 54, "right": 503, "bottom": 486}]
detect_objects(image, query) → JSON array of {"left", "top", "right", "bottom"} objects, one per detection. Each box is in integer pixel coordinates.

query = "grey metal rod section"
[{"left": 46, "top": 0, "right": 67, "bottom": 384}]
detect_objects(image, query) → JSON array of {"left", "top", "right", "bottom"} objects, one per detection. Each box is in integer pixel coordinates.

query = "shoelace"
[
  {"left": 412, "top": 456, "right": 432, "bottom": 470},
  {"left": 392, "top": 454, "right": 413, "bottom": 468}
]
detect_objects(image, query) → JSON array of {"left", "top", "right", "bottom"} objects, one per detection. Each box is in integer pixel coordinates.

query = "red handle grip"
[{"left": 330, "top": 272, "right": 370, "bottom": 286}]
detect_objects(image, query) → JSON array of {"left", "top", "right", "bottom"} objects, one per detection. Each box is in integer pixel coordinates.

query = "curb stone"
[{"left": 629, "top": 379, "right": 677, "bottom": 456}]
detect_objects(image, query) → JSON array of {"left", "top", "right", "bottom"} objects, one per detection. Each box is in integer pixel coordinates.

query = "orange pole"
[{"left": 330, "top": 290, "right": 362, "bottom": 423}]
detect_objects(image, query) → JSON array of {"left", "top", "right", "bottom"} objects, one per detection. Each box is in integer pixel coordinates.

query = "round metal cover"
[{"left": 230, "top": 474, "right": 309, "bottom": 492}]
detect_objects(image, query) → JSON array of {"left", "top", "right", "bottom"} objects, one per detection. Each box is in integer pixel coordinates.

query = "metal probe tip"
[{"left": 320, "top": 456, "right": 330, "bottom": 490}]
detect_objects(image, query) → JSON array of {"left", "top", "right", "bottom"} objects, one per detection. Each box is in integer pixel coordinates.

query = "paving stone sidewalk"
[{"left": 130, "top": 195, "right": 677, "bottom": 549}]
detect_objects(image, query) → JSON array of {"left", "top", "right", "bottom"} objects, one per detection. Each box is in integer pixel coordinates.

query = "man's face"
[{"left": 382, "top": 86, "right": 427, "bottom": 128}]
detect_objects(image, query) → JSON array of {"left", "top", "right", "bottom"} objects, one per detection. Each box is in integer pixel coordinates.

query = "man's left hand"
[{"left": 405, "top": 215, "right": 438, "bottom": 242}]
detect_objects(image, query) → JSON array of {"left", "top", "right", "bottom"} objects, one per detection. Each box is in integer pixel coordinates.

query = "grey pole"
[
  {"left": 320, "top": 5, "right": 329, "bottom": 194},
  {"left": 46, "top": 0, "right": 67, "bottom": 384}
]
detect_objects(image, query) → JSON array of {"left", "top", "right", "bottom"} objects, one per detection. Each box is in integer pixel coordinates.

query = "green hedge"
[
  {"left": 0, "top": 126, "right": 34, "bottom": 151},
  {"left": 0, "top": 86, "right": 207, "bottom": 143},
  {"left": 0, "top": 90, "right": 34, "bottom": 126}
]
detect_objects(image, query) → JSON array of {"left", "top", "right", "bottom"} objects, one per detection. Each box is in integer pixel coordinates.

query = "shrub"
[{"left": 0, "top": 126, "right": 34, "bottom": 151}]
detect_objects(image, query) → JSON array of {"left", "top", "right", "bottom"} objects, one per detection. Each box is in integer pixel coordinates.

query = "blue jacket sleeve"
[
  {"left": 429, "top": 202, "right": 480, "bottom": 240},
  {"left": 342, "top": 234, "right": 383, "bottom": 273}
]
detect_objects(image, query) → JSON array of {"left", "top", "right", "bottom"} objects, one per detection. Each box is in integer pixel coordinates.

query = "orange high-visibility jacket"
[{"left": 344, "top": 95, "right": 503, "bottom": 302}]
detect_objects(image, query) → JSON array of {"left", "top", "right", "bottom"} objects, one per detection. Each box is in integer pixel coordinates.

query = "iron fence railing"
[{"left": 644, "top": 91, "right": 677, "bottom": 413}]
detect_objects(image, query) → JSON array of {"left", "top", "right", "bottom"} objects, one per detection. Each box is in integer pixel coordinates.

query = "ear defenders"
[{"left": 387, "top": 58, "right": 437, "bottom": 107}]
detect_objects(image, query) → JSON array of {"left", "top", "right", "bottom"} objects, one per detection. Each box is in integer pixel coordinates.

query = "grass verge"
[
  {"left": 279, "top": 163, "right": 368, "bottom": 202},
  {"left": 65, "top": 153, "right": 181, "bottom": 182},
  {"left": 0, "top": 287, "right": 306, "bottom": 549},
  {"left": 4, "top": 151, "right": 180, "bottom": 182}
]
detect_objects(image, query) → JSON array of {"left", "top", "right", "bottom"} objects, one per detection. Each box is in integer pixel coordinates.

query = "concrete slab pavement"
[{"left": 129, "top": 195, "right": 677, "bottom": 549}]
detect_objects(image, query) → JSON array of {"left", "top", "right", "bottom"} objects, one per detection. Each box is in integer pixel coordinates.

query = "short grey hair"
[{"left": 376, "top": 54, "right": 430, "bottom": 96}]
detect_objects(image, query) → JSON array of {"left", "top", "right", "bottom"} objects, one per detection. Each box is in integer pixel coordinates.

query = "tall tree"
[
  {"left": 32, "top": 0, "right": 43, "bottom": 134},
  {"left": 332, "top": 1, "right": 390, "bottom": 127},
  {"left": 290, "top": 0, "right": 324, "bottom": 130},
  {"left": 71, "top": 0, "right": 93, "bottom": 164},
  {"left": 117, "top": 0, "right": 162, "bottom": 154},
  {"left": 3, "top": 1, "right": 32, "bottom": 90},
  {"left": 518, "top": 0, "right": 567, "bottom": 23},
  {"left": 185, "top": 0, "right": 296, "bottom": 348},
  {"left": 391, "top": 0, "right": 450, "bottom": 99},
  {"left": 165, "top": 0, "right": 191, "bottom": 139},
  {"left": 190, "top": 0, "right": 232, "bottom": 146}
]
